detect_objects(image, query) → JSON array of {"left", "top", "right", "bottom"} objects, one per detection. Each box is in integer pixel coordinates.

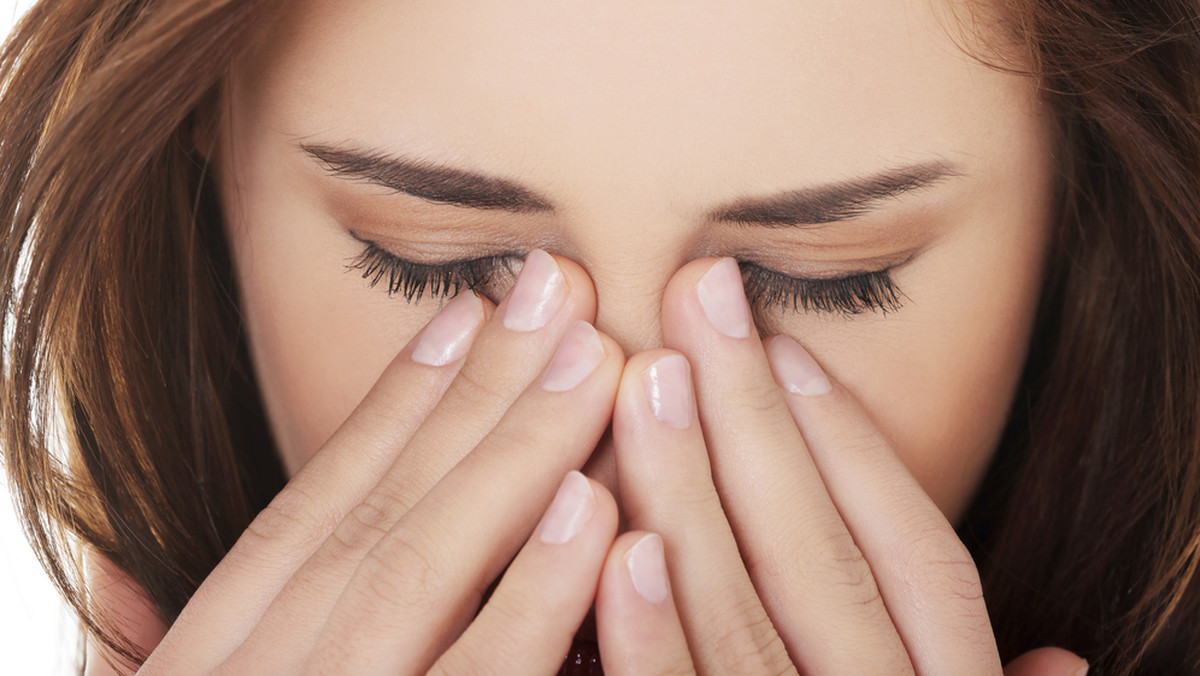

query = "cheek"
[
  {"left": 220, "top": 136, "right": 438, "bottom": 475},
  {"left": 784, "top": 222, "right": 1049, "bottom": 522}
]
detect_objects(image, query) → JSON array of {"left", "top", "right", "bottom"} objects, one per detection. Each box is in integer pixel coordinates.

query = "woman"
[{"left": 1, "top": 0, "right": 1198, "bottom": 673}]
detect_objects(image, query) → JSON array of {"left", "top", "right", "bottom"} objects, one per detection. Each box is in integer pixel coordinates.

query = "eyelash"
[
  {"left": 346, "top": 238, "right": 904, "bottom": 316},
  {"left": 740, "top": 262, "right": 904, "bottom": 315},
  {"left": 346, "top": 239, "right": 518, "bottom": 303}
]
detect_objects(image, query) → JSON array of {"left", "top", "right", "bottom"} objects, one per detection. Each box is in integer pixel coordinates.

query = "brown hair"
[{"left": 0, "top": 0, "right": 1197, "bottom": 673}]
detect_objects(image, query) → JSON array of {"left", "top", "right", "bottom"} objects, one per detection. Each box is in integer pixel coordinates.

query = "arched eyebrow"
[
  {"left": 708, "top": 161, "right": 961, "bottom": 226},
  {"left": 301, "top": 143, "right": 555, "bottom": 213},
  {"left": 300, "top": 142, "right": 960, "bottom": 226}
]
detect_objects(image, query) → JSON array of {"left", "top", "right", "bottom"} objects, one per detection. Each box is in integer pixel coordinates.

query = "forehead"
[{"left": 240, "top": 0, "right": 1035, "bottom": 213}]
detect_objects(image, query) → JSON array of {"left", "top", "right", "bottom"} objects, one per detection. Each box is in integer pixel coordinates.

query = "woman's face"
[{"left": 217, "top": 0, "right": 1056, "bottom": 523}]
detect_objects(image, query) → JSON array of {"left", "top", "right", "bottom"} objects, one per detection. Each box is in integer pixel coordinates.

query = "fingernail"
[
  {"left": 625, "top": 534, "right": 669, "bottom": 604},
  {"left": 642, "top": 354, "right": 694, "bottom": 430},
  {"left": 541, "top": 321, "right": 606, "bottom": 392},
  {"left": 539, "top": 471, "right": 596, "bottom": 544},
  {"left": 1074, "top": 661, "right": 1090, "bottom": 676},
  {"left": 503, "top": 249, "right": 567, "bottom": 332},
  {"left": 696, "top": 258, "right": 751, "bottom": 339},
  {"left": 766, "top": 335, "right": 832, "bottom": 396},
  {"left": 410, "top": 292, "right": 486, "bottom": 366}
]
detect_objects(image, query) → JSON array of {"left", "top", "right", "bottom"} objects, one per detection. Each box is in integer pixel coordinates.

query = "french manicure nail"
[
  {"left": 625, "top": 534, "right": 670, "bottom": 604},
  {"left": 541, "top": 321, "right": 606, "bottom": 392},
  {"left": 767, "top": 335, "right": 832, "bottom": 396},
  {"left": 503, "top": 249, "right": 567, "bottom": 332},
  {"left": 410, "top": 292, "right": 486, "bottom": 366},
  {"left": 642, "top": 355, "right": 694, "bottom": 430},
  {"left": 539, "top": 471, "right": 596, "bottom": 544},
  {"left": 696, "top": 258, "right": 752, "bottom": 339}
]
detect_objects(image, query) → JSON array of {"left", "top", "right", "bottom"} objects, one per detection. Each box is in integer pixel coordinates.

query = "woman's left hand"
[{"left": 596, "top": 257, "right": 1087, "bottom": 676}]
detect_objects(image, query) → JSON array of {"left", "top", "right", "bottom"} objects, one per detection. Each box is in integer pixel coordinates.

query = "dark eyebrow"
[
  {"left": 302, "top": 142, "right": 958, "bottom": 225},
  {"left": 708, "top": 161, "right": 960, "bottom": 226},
  {"left": 300, "top": 143, "right": 555, "bottom": 213}
]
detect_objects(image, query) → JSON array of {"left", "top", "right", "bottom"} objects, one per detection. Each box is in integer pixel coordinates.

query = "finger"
[
  {"left": 225, "top": 251, "right": 598, "bottom": 669},
  {"left": 764, "top": 334, "right": 1001, "bottom": 675},
  {"left": 659, "top": 258, "right": 911, "bottom": 675},
  {"left": 429, "top": 472, "right": 618, "bottom": 676},
  {"left": 596, "top": 531, "right": 697, "bottom": 676},
  {"left": 305, "top": 321, "right": 624, "bottom": 675},
  {"left": 612, "top": 350, "right": 793, "bottom": 674},
  {"left": 1003, "top": 647, "right": 1089, "bottom": 676},
  {"left": 145, "top": 289, "right": 490, "bottom": 671}
]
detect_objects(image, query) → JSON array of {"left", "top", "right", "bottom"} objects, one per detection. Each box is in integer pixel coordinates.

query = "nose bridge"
[{"left": 584, "top": 246, "right": 681, "bottom": 358}]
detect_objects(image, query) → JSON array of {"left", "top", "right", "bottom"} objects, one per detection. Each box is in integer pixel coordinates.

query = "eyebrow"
[
  {"left": 302, "top": 143, "right": 555, "bottom": 213},
  {"left": 301, "top": 142, "right": 959, "bottom": 226}
]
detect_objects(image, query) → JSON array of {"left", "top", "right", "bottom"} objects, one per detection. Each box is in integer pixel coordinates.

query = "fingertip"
[
  {"left": 545, "top": 252, "right": 599, "bottom": 321},
  {"left": 623, "top": 532, "right": 671, "bottom": 604},
  {"left": 659, "top": 257, "right": 728, "bottom": 347},
  {"left": 1003, "top": 646, "right": 1089, "bottom": 676},
  {"left": 762, "top": 334, "right": 833, "bottom": 398},
  {"left": 597, "top": 530, "right": 695, "bottom": 675},
  {"left": 583, "top": 474, "right": 619, "bottom": 531},
  {"left": 617, "top": 349, "right": 687, "bottom": 397},
  {"left": 476, "top": 290, "right": 498, "bottom": 319}
]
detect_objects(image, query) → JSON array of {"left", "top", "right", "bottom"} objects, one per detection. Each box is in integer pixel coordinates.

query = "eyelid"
[
  {"left": 345, "top": 231, "right": 906, "bottom": 316},
  {"left": 345, "top": 234, "right": 520, "bottom": 303},
  {"left": 737, "top": 260, "right": 906, "bottom": 315}
]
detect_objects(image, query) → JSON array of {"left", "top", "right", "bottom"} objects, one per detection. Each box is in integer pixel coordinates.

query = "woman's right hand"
[{"left": 129, "top": 250, "right": 690, "bottom": 675}]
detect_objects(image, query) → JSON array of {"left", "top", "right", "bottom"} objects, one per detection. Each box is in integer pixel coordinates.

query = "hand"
[
  {"left": 133, "top": 250, "right": 688, "bottom": 675},
  {"left": 600, "top": 257, "right": 1088, "bottom": 675}
]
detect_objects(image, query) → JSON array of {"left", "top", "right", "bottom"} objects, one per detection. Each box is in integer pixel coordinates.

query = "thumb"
[{"left": 1004, "top": 646, "right": 1089, "bottom": 676}]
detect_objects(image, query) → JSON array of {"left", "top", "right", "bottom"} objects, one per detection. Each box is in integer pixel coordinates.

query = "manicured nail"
[
  {"left": 696, "top": 258, "right": 751, "bottom": 339},
  {"left": 1074, "top": 661, "right": 1090, "bottom": 676},
  {"left": 642, "top": 355, "right": 694, "bottom": 430},
  {"left": 625, "top": 534, "right": 669, "bottom": 604},
  {"left": 765, "top": 335, "right": 832, "bottom": 396},
  {"left": 541, "top": 321, "right": 606, "bottom": 392},
  {"left": 410, "top": 292, "right": 486, "bottom": 366},
  {"left": 503, "top": 249, "right": 567, "bottom": 332},
  {"left": 539, "top": 471, "right": 596, "bottom": 544}
]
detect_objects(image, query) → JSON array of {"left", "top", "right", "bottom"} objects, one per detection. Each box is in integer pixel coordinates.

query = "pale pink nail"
[
  {"left": 1074, "top": 661, "right": 1090, "bottom": 676},
  {"left": 410, "top": 293, "right": 486, "bottom": 366},
  {"left": 625, "top": 534, "right": 669, "bottom": 604},
  {"left": 696, "top": 258, "right": 751, "bottom": 339},
  {"left": 766, "top": 335, "right": 832, "bottom": 396},
  {"left": 539, "top": 471, "right": 596, "bottom": 544},
  {"left": 642, "top": 355, "right": 694, "bottom": 430},
  {"left": 503, "top": 249, "right": 567, "bottom": 332},
  {"left": 541, "top": 321, "right": 606, "bottom": 392}
]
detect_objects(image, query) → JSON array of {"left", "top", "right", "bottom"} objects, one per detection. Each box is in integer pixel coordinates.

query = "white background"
[{"left": 1, "top": 1, "right": 84, "bottom": 674}]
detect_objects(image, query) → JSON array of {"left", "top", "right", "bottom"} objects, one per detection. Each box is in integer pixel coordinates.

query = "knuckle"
[
  {"left": 757, "top": 521, "right": 889, "bottom": 621},
  {"left": 325, "top": 492, "right": 409, "bottom": 563},
  {"left": 836, "top": 428, "right": 890, "bottom": 457},
  {"left": 448, "top": 362, "right": 520, "bottom": 412},
  {"left": 891, "top": 520, "right": 992, "bottom": 638},
  {"left": 708, "top": 593, "right": 793, "bottom": 675},
  {"left": 358, "top": 519, "right": 445, "bottom": 611},
  {"left": 239, "top": 483, "right": 339, "bottom": 555},
  {"left": 727, "top": 379, "right": 790, "bottom": 419}
]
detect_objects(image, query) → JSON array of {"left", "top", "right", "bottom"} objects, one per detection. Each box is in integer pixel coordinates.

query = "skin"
[
  {"left": 84, "top": 0, "right": 1091, "bottom": 674},
  {"left": 222, "top": 0, "right": 1055, "bottom": 519}
]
